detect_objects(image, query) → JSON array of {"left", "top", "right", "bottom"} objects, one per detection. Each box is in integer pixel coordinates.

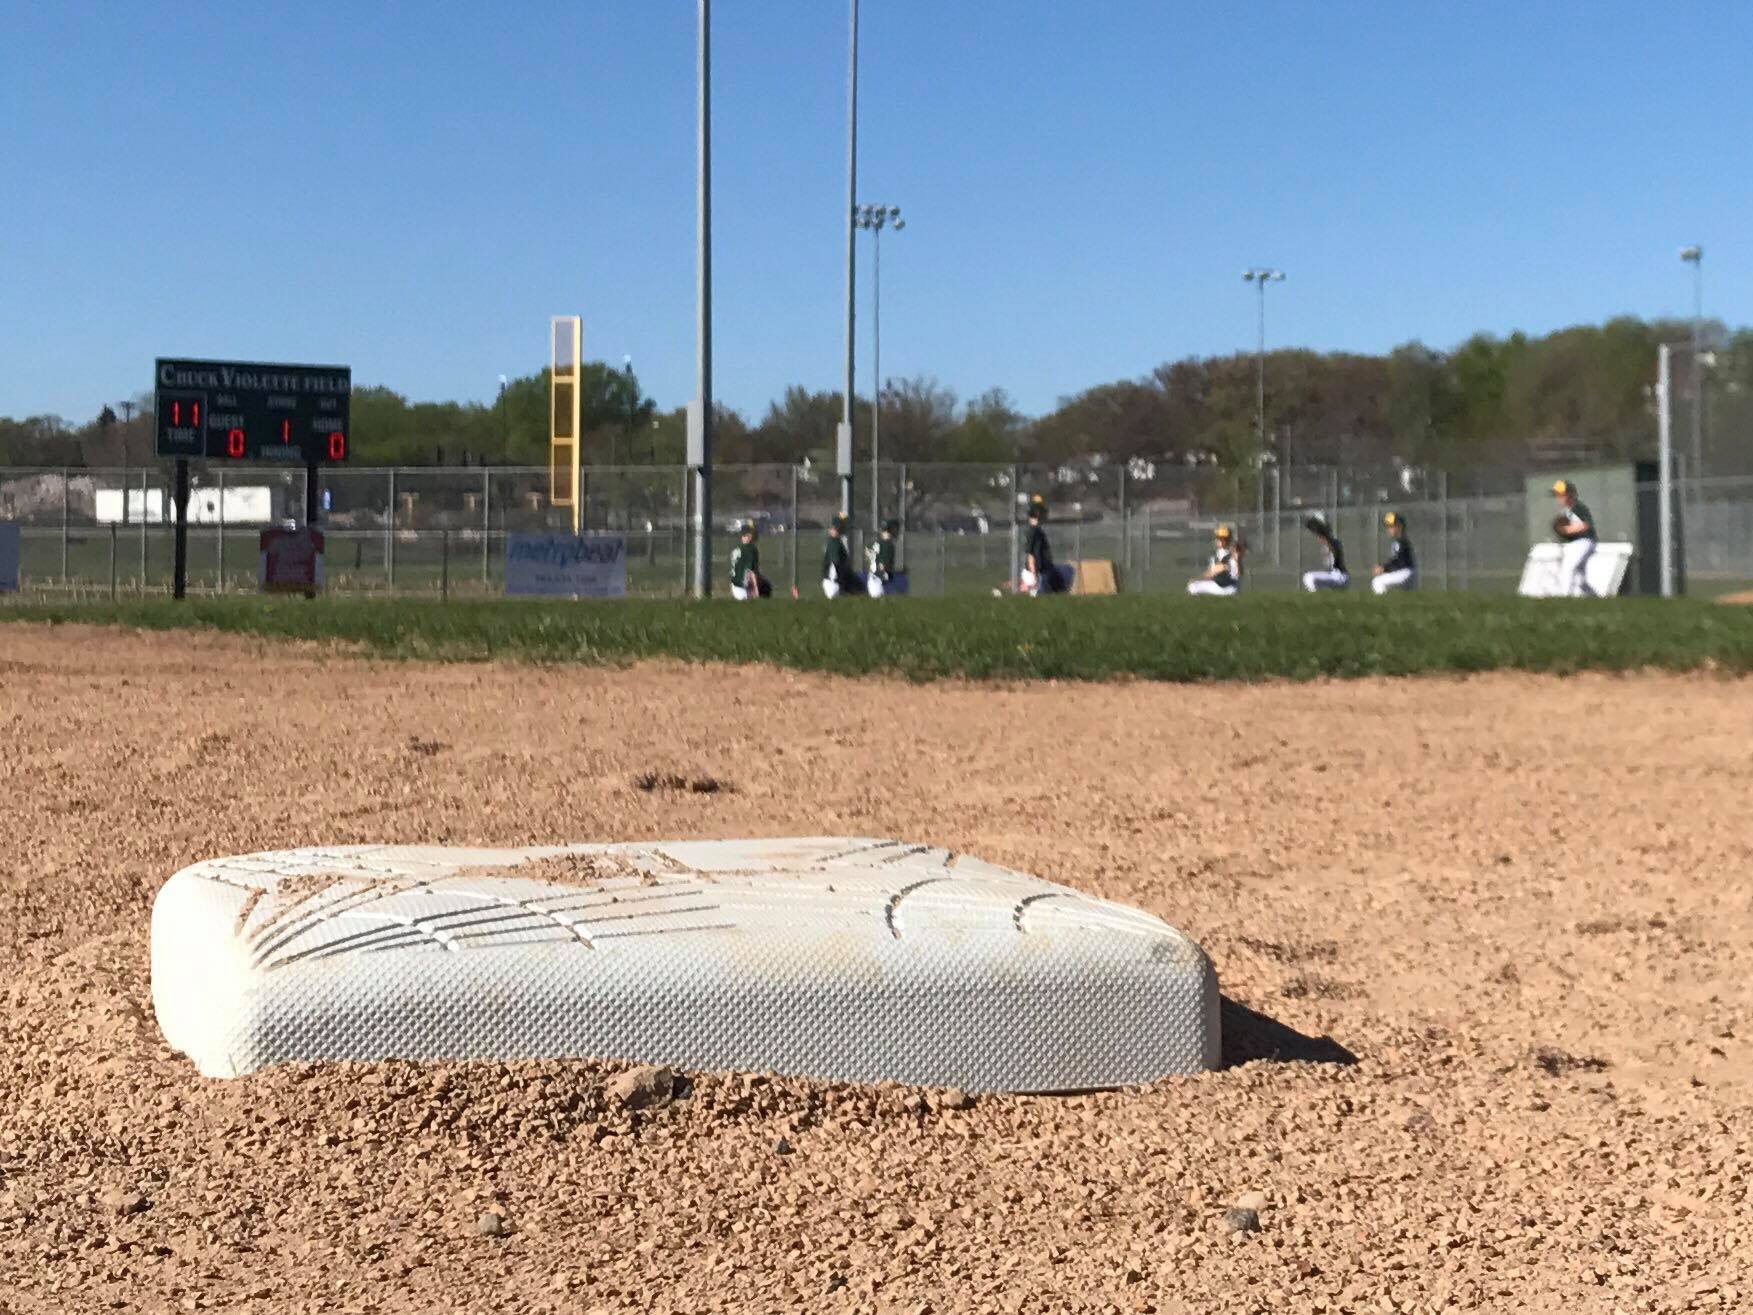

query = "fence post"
[
  {"left": 441, "top": 529, "right": 450, "bottom": 601},
  {"left": 1439, "top": 470, "right": 1449, "bottom": 591},
  {"left": 213, "top": 467, "right": 225, "bottom": 592},
  {"left": 1008, "top": 464, "right": 1020, "bottom": 589},
  {"left": 482, "top": 467, "right": 491, "bottom": 589},
  {"left": 1461, "top": 495, "right": 1471, "bottom": 590},
  {"left": 109, "top": 524, "right": 117, "bottom": 600},
  {"left": 898, "top": 462, "right": 908, "bottom": 567},
  {"left": 139, "top": 467, "right": 148, "bottom": 590},
  {"left": 938, "top": 526, "right": 946, "bottom": 596},
  {"left": 1142, "top": 502, "right": 1151, "bottom": 588},
  {"left": 60, "top": 467, "right": 69, "bottom": 582},
  {"left": 1119, "top": 467, "right": 1129, "bottom": 573},
  {"left": 789, "top": 465, "right": 799, "bottom": 598},
  {"left": 679, "top": 466, "right": 689, "bottom": 597},
  {"left": 1073, "top": 514, "right": 1082, "bottom": 570},
  {"left": 386, "top": 469, "right": 396, "bottom": 592},
  {"left": 1273, "top": 465, "right": 1282, "bottom": 565}
]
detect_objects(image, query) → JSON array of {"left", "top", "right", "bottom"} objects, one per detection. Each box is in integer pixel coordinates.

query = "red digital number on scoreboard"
[
  {"left": 227, "top": 428, "right": 246, "bottom": 458},
  {"left": 328, "top": 432, "right": 347, "bottom": 460}
]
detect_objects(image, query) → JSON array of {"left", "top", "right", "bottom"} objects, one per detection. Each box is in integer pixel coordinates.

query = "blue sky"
[{"left": 2, "top": 1, "right": 1747, "bottom": 425}]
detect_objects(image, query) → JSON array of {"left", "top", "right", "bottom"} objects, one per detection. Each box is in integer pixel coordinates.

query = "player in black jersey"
[
  {"left": 1022, "top": 495, "right": 1069, "bottom": 595},
  {"left": 1371, "top": 511, "right": 1416, "bottom": 593},
  {"left": 1300, "top": 515, "right": 1349, "bottom": 591},
  {"left": 1551, "top": 479, "right": 1598, "bottom": 596},
  {"left": 1188, "top": 524, "right": 1243, "bottom": 596}
]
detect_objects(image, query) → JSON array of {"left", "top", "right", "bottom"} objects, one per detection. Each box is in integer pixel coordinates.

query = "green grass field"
[{"left": 3, "top": 592, "right": 1751, "bottom": 683}]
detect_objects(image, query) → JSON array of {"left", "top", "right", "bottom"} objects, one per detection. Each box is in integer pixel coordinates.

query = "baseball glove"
[{"left": 1552, "top": 514, "right": 1570, "bottom": 535}]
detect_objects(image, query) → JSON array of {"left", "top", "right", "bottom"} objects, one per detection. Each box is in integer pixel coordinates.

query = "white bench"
[{"left": 1517, "top": 541, "right": 1634, "bottom": 597}]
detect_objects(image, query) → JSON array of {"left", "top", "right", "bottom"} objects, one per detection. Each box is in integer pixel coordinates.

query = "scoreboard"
[{"left": 155, "top": 358, "right": 351, "bottom": 463}]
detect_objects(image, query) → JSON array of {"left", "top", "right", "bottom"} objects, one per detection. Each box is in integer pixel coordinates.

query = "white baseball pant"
[
  {"left": 1558, "top": 538, "right": 1597, "bottom": 596},
  {"left": 1302, "top": 569, "right": 1349, "bottom": 592},
  {"left": 1187, "top": 579, "right": 1238, "bottom": 597},
  {"left": 1371, "top": 568, "right": 1416, "bottom": 594}
]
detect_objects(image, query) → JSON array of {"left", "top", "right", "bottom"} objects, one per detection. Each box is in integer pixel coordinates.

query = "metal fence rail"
[{"left": 2, "top": 463, "right": 1750, "bottom": 600}]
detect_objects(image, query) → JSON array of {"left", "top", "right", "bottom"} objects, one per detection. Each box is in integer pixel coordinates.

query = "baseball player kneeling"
[
  {"left": 728, "top": 520, "right": 770, "bottom": 600},
  {"left": 1020, "top": 495, "right": 1071, "bottom": 596},
  {"left": 1300, "top": 515, "right": 1349, "bottom": 592},
  {"left": 1188, "top": 524, "right": 1244, "bottom": 596},
  {"left": 1371, "top": 511, "right": 1416, "bottom": 593},
  {"left": 821, "top": 512, "right": 863, "bottom": 599},
  {"left": 866, "top": 519, "right": 908, "bottom": 597},
  {"left": 1550, "top": 479, "right": 1598, "bottom": 597}
]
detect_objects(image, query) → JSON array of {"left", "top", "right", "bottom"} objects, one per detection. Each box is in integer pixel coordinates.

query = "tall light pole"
[
  {"left": 855, "top": 204, "right": 903, "bottom": 529},
  {"left": 1242, "top": 268, "right": 1285, "bottom": 534},
  {"left": 496, "top": 374, "right": 507, "bottom": 457},
  {"left": 1680, "top": 245, "right": 1704, "bottom": 489},
  {"left": 690, "top": 0, "right": 713, "bottom": 598},
  {"left": 838, "top": 0, "right": 859, "bottom": 521}
]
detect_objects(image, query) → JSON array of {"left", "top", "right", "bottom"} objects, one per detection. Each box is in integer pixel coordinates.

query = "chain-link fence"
[{"left": 2, "top": 463, "right": 1749, "bottom": 599}]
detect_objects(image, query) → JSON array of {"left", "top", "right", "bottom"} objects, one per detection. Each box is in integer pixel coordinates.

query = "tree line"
[{"left": 4, "top": 316, "right": 1748, "bottom": 475}]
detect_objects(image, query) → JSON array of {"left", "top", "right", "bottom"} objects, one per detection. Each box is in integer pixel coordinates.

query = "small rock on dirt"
[
  {"left": 937, "top": 1087, "right": 975, "bottom": 1110},
  {"left": 606, "top": 1065, "right": 674, "bottom": 1110},
  {"left": 1223, "top": 1207, "right": 1261, "bottom": 1234},
  {"left": 1233, "top": 1191, "right": 1267, "bottom": 1214},
  {"left": 773, "top": 1136, "right": 793, "bottom": 1155},
  {"left": 102, "top": 1190, "right": 148, "bottom": 1217},
  {"left": 475, "top": 1212, "right": 507, "bottom": 1238}
]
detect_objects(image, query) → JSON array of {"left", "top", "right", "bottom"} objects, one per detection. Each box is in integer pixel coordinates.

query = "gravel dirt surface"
[{"left": 1, "top": 624, "right": 1750, "bottom": 1314}]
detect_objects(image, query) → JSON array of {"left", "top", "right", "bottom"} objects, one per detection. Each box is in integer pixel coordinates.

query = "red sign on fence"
[{"left": 259, "top": 528, "right": 324, "bottom": 596}]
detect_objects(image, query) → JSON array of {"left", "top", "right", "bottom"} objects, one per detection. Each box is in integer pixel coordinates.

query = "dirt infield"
[{"left": 2, "top": 625, "right": 1750, "bottom": 1314}]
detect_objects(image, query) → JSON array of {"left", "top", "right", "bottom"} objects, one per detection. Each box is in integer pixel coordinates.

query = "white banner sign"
[
  {"left": 505, "top": 534, "right": 627, "bottom": 598},
  {"left": 0, "top": 522, "right": 18, "bottom": 593},
  {"left": 1517, "top": 541, "right": 1634, "bottom": 598}
]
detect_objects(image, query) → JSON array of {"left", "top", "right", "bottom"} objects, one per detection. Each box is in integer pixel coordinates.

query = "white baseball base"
[{"left": 150, "top": 839, "right": 1220, "bottom": 1091}]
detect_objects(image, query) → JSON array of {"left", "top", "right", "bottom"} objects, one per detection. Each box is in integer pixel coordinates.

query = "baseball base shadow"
[{"left": 1221, "top": 995, "right": 1358, "bottom": 1068}]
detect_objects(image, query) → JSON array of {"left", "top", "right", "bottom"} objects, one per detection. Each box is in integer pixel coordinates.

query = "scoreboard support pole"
[
  {"left": 172, "top": 458, "right": 191, "bottom": 601},
  {"left": 306, "top": 463, "right": 320, "bottom": 528}
]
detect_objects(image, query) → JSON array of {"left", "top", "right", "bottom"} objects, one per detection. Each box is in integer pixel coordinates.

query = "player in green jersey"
[
  {"left": 822, "top": 512, "right": 859, "bottom": 599},
  {"left": 729, "top": 520, "right": 769, "bottom": 600},
  {"left": 865, "top": 519, "right": 907, "bottom": 597}
]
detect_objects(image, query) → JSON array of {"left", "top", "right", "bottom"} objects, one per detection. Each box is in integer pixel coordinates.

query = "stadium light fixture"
[{"left": 1678, "top": 245, "right": 1704, "bottom": 494}]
